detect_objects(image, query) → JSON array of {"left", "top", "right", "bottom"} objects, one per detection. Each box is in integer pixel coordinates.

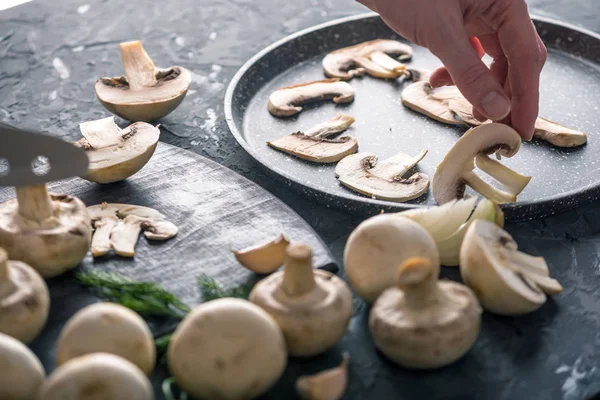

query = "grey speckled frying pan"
[{"left": 225, "top": 12, "right": 600, "bottom": 222}]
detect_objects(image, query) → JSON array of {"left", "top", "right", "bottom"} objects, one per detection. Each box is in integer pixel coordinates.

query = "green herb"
[
  {"left": 197, "top": 275, "right": 254, "bottom": 302},
  {"left": 76, "top": 270, "right": 191, "bottom": 318},
  {"left": 155, "top": 332, "right": 173, "bottom": 362},
  {"left": 162, "top": 377, "right": 188, "bottom": 400}
]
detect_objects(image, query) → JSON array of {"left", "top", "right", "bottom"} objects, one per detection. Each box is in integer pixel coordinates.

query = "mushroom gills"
[
  {"left": 233, "top": 234, "right": 290, "bottom": 274},
  {"left": 335, "top": 150, "right": 429, "bottom": 202},
  {"left": 296, "top": 353, "right": 349, "bottom": 400},
  {"left": 268, "top": 79, "right": 355, "bottom": 117},
  {"left": 267, "top": 113, "right": 357, "bottom": 163},
  {"left": 75, "top": 116, "right": 161, "bottom": 184}
]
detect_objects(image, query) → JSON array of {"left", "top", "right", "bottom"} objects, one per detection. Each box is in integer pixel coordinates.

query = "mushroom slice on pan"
[
  {"left": 95, "top": 40, "right": 191, "bottom": 122},
  {"left": 335, "top": 150, "right": 429, "bottom": 202},
  {"left": 88, "top": 203, "right": 177, "bottom": 257},
  {"left": 432, "top": 123, "right": 531, "bottom": 205},
  {"left": 267, "top": 113, "right": 357, "bottom": 163},
  {"left": 75, "top": 116, "right": 160, "bottom": 184},
  {"left": 268, "top": 79, "right": 355, "bottom": 117},
  {"left": 323, "top": 39, "right": 413, "bottom": 80}
]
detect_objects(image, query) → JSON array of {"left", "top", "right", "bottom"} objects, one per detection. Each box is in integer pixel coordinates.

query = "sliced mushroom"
[
  {"left": 460, "top": 219, "right": 563, "bottom": 315},
  {"left": 74, "top": 116, "right": 161, "bottom": 184},
  {"left": 323, "top": 39, "right": 413, "bottom": 80},
  {"left": 296, "top": 353, "right": 349, "bottom": 400},
  {"left": 233, "top": 234, "right": 290, "bottom": 274},
  {"left": 369, "top": 257, "right": 481, "bottom": 369},
  {"left": 268, "top": 79, "right": 355, "bottom": 117},
  {"left": 267, "top": 113, "right": 358, "bottom": 163},
  {"left": 88, "top": 203, "right": 177, "bottom": 257},
  {"left": 0, "top": 185, "right": 92, "bottom": 278},
  {"left": 95, "top": 40, "right": 191, "bottom": 122},
  {"left": 335, "top": 150, "right": 429, "bottom": 202},
  {"left": 0, "top": 332, "right": 46, "bottom": 400},
  {"left": 432, "top": 123, "right": 531, "bottom": 205},
  {"left": 0, "top": 247, "right": 50, "bottom": 344}
]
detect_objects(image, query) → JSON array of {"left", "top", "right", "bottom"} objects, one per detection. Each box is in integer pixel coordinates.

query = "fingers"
[
  {"left": 474, "top": 34, "right": 509, "bottom": 121},
  {"left": 430, "top": 37, "right": 484, "bottom": 88}
]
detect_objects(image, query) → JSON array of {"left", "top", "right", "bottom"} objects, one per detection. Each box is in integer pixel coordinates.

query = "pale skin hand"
[{"left": 357, "top": 0, "right": 547, "bottom": 140}]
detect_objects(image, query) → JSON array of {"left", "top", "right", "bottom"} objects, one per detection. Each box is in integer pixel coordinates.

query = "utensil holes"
[
  {"left": 0, "top": 158, "right": 9, "bottom": 177},
  {"left": 32, "top": 156, "right": 51, "bottom": 176}
]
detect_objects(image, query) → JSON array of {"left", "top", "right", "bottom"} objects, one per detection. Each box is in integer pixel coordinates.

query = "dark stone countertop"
[{"left": 1, "top": 0, "right": 600, "bottom": 399}]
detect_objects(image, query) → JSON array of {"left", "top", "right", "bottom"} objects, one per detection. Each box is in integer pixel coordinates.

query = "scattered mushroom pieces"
[
  {"left": 369, "top": 257, "right": 481, "bottom": 369},
  {"left": 74, "top": 116, "right": 160, "bottom": 184},
  {"left": 268, "top": 79, "right": 355, "bottom": 117},
  {"left": 39, "top": 353, "right": 153, "bottom": 400},
  {"left": 250, "top": 243, "right": 353, "bottom": 357},
  {"left": 267, "top": 113, "right": 358, "bottom": 163},
  {"left": 88, "top": 203, "right": 177, "bottom": 257},
  {"left": 460, "top": 220, "right": 563, "bottom": 316},
  {"left": 95, "top": 40, "right": 191, "bottom": 122},
  {"left": 335, "top": 149, "right": 429, "bottom": 202},
  {"left": 401, "top": 72, "right": 463, "bottom": 125},
  {"left": 233, "top": 234, "right": 290, "bottom": 274},
  {"left": 0, "top": 248, "right": 49, "bottom": 344},
  {"left": 56, "top": 303, "right": 156, "bottom": 376},
  {"left": 0, "top": 332, "right": 45, "bottom": 400},
  {"left": 0, "top": 185, "right": 92, "bottom": 278},
  {"left": 168, "top": 298, "right": 287, "bottom": 400},
  {"left": 344, "top": 214, "right": 439, "bottom": 303},
  {"left": 323, "top": 39, "right": 413, "bottom": 80},
  {"left": 296, "top": 352, "right": 350, "bottom": 400},
  {"left": 432, "top": 123, "right": 531, "bottom": 205}
]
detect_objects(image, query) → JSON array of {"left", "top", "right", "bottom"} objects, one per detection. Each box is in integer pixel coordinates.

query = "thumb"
[{"left": 434, "top": 31, "right": 511, "bottom": 121}]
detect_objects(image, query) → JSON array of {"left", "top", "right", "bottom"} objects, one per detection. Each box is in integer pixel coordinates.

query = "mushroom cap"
[
  {"left": 459, "top": 220, "right": 554, "bottom": 315},
  {"left": 0, "top": 249, "right": 50, "bottom": 344},
  {"left": 39, "top": 353, "right": 153, "bottom": 400},
  {"left": 432, "top": 123, "right": 522, "bottom": 205},
  {"left": 401, "top": 81, "right": 463, "bottom": 125},
  {"left": 268, "top": 79, "right": 355, "bottom": 117},
  {"left": 344, "top": 215, "right": 439, "bottom": 303},
  {"left": 335, "top": 152, "right": 429, "bottom": 202},
  {"left": 95, "top": 66, "right": 191, "bottom": 122},
  {"left": 0, "top": 194, "right": 92, "bottom": 278},
  {"left": 56, "top": 302, "right": 155, "bottom": 376},
  {"left": 249, "top": 269, "right": 353, "bottom": 357},
  {"left": 0, "top": 332, "right": 45, "bottom": 400},
  {"left": 168, "top": 298, "right": 287, "bottom": 400},
  {"left": 76, "top": 118, "right": 160, "bottom": 184},
  {"left": 369, "top": 279, "right": 481, "bottom": 369}
]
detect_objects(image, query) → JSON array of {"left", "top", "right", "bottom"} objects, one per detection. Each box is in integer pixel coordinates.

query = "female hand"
[{"left": 357, "top": 0, "right": 547, "bottom": 140}]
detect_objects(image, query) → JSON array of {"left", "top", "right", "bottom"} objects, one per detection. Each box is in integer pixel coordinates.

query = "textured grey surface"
[{"left": 1, "top": 0, "right": 600, "bottom": 399}]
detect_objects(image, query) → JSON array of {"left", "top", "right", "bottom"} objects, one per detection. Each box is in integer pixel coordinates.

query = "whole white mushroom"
[{"left": 0, "top": 332, "right": 45, "bottom": 400}]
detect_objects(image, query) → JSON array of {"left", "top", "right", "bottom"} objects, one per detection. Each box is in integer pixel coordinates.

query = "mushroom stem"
[
  {"left": 370, "top": 150, "right": 428, "bottom": 181},
  {"left": 79, "top": 116, "right": 123, "bottom": 148},
  {"left": 462, "top": 171, "right": 516, "bottom": 204},
  {"left": 120, "top": 40, "right": 157, "bottom": 90},
  {"left": 475, "top": 154, "right": 531, "bottom": 195},
  {"left": 368, "top": 51, "right": 406, "bottom": 74},
  {"left": 304, "top": 113, "right": 355, "bottom": 138},
  {"left": 509, "top": 251, "right": 550, "bottom": 277},
  {"left": 282, "top": 243, "right": 316, "bottom": 297},
  {"left": 396, "top": 257, "right": 439, "bottom": 309},
  {"left": 0, "top": 248, "right": 8, "bottom": 282},
  {"left": 110, "top": 216, "right": 144, "bottom": 257},
  {"left": 16, "top": 185, "right": 54, "bottom": 222}
]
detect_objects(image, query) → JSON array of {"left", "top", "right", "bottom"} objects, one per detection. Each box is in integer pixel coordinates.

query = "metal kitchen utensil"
[{"left": 0, "top": 123, "right": 89, "bottom": 186}]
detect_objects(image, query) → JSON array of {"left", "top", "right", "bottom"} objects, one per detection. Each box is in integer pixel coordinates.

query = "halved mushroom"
[
  {"left": 0, "top": 332, "right": 45, "bottom": 400},
  {"left": 267, "top": 113, "right": 358, "bottom": 163},
  {"left": 323, "top": 39, "right": 413, "bottom": 80},
  {"left": 88, "top": 202, "right": 177, "bottom": 257},
  {"left": 74, "top": 116, "right": 161, "bottom": 184},
  {"left": 432, "top": 123, "right": 531, "bottom": 205},
  {"left": 460, "top": 219, "right": 563, "bottom": 315},
  {"left": 268, "top": 79, "right": 355, "bottom": 117},
  {"left": 0, "top": 185, "right": 92, "bottom": 278},
  {"left": 296, "top": 352, "right": 350, "bottom": 400},
  {"left": 233, "top": 234, "right": 290, "bottom": 274},
  {"left": 95, "top": 40, "right": 191, "bottom": 122},
  {"left": 335, "top": 150, "right": 429, "bottom": 202}
]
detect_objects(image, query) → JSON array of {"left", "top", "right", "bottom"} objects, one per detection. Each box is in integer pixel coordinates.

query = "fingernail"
[{"left": 481, "top": 91, "right": 511, "bottom": 120}]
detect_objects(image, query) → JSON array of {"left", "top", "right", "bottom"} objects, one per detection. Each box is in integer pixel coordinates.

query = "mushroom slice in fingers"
[
  {"left": 95, "top": 40, "right": 191, "bottom": 122},
  {"left": 267, "top": 113, "right": 358, "bottom": 163},
  {"left": 432, "top": 123, "right": 531, "bottom": 205},
  {"left": 296, "top": 353, "right": 350, "bottom": 400},
  {"left": 322, "top": 39, "right": 412, "bottom": 80},
  {"left": 335, "top": 150, "right": 429, "bottom": 202},
  {"left": 233, "top": 234, "right": 290, "bottom": 274},
  {"left": 75, "top": 116, "right": 160, "bottom": 184},
  {"left": 268, "top": 79, "right": 355, "bottom": 117},
  {"left": 460, "top": 220, "right": 563, "bottom": 316},
  {"left": 369, "top": 257, "right": 481, "bottom": 369}
]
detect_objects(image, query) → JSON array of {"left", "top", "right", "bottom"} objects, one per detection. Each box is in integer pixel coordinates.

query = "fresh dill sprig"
[
  {"left": 162, "top": 377, "right": 188, "bottom": 400},
  {"left": 155, "top": 332, "right": 173, "bottom": 362},
  {"left": 197, "top": 275, "right": 254, "bottom": 302},
  {"left": 76, "top": 270, "right": 191, "bottom": 318}
]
